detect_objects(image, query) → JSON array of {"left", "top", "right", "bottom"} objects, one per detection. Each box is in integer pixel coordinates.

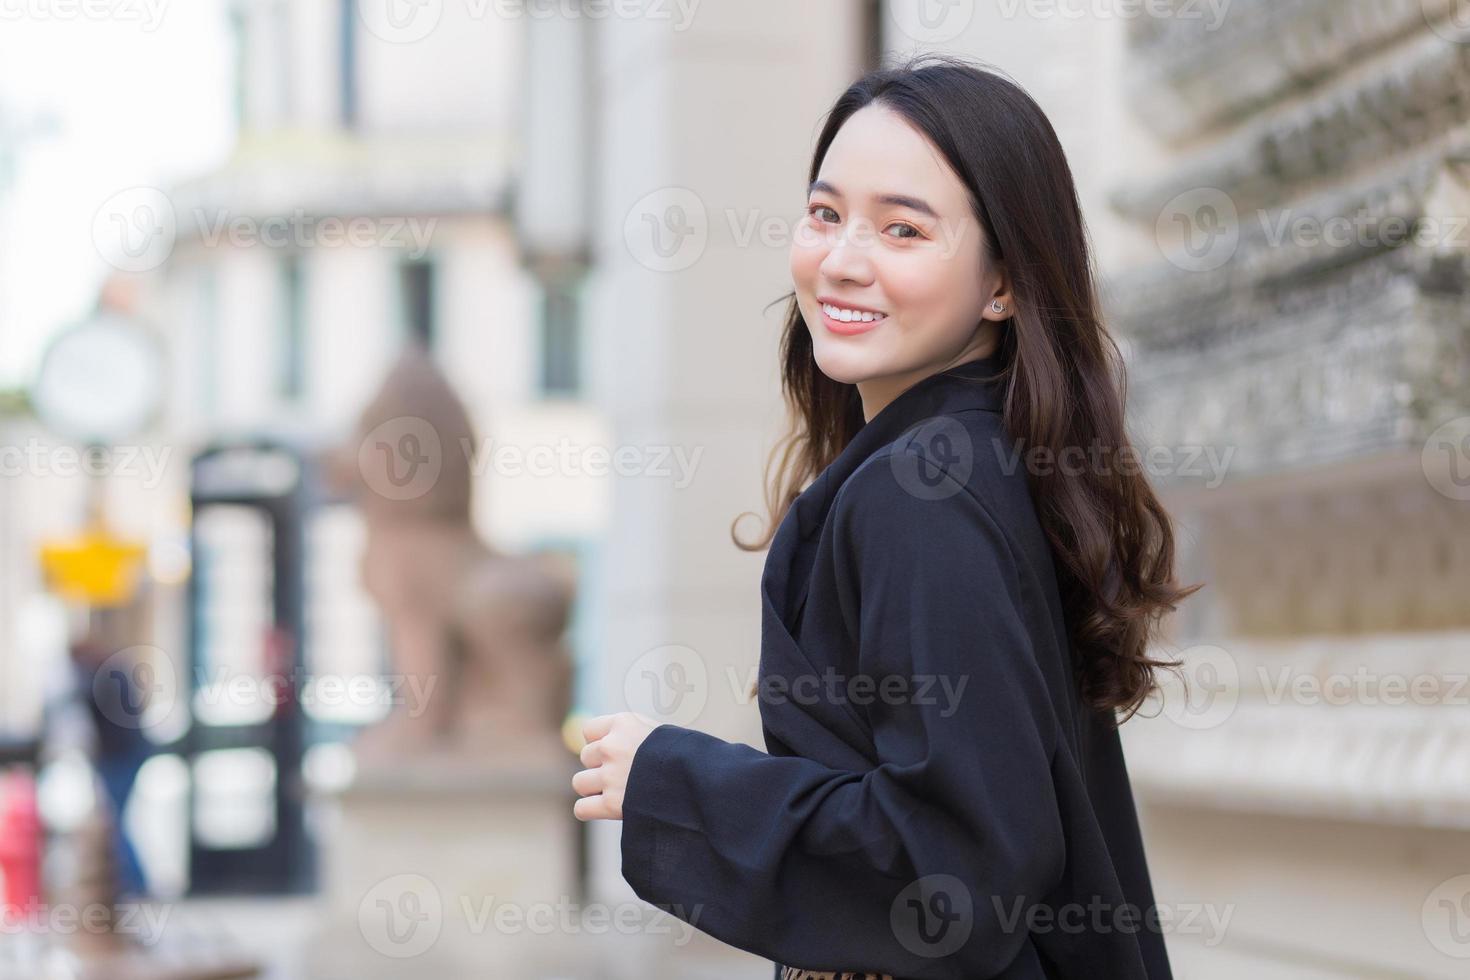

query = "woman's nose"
[{"left": 819, "top": 223, "right": 876, "bottom": 284}]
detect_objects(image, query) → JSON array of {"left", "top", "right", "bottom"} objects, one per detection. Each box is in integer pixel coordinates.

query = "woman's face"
[{"left": 789, "top": 103, "right": 1009, "bottom": 419}]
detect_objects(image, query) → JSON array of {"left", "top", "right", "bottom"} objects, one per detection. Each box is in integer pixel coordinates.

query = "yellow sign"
[{"left": 39, "top": 529, "right": 147, "bottom": 606}]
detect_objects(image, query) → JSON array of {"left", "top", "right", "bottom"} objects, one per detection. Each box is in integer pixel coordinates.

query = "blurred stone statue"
[{"left": 326, "top": 344, "right": 576, "bottom": 771}]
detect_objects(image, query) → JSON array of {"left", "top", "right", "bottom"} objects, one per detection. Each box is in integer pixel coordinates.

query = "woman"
[{"left": 573, "top": 55, "right": 1199, "bottom": 979}]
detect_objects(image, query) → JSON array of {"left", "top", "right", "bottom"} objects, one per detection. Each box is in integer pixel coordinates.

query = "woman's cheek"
[{"left": 789, "top": 219, "right": 828, "bottom": 281}]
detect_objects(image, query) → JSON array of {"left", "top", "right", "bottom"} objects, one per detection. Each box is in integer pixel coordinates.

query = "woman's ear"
[{"left": 984, "top": 272, "right": 1014, "bottom": 321}]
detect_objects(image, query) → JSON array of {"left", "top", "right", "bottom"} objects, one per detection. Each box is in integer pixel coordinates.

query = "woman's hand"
[{"left": 572, "top": 712, "right": 659, "bottom": 821}]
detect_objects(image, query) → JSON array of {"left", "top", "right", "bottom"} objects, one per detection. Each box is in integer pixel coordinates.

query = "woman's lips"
[{"left": 820, "top": 305, "right": 886, "bottom": 336}]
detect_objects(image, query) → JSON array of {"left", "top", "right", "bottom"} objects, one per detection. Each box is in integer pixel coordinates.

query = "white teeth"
[{"left": 822, "top": 303, "right": 886, "bottom": 323}]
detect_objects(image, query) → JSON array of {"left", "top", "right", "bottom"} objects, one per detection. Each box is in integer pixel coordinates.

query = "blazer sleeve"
[{"left": 619, "top": 456, "right": 1066, "bottom": 979}]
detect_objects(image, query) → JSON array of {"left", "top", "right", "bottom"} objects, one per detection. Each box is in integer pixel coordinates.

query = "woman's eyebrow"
[{"left": 807, "top": 179, "right": 939, "bottom": 219}]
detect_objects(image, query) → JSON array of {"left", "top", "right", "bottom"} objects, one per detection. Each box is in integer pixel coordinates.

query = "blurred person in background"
[{"left": 60, "top": 631, "right": 153, "bottom": 899}]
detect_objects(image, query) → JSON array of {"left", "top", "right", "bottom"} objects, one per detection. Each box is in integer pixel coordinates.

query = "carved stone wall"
[{"left": 1109, "top": 2, "right": 1470, "bottom": 975}]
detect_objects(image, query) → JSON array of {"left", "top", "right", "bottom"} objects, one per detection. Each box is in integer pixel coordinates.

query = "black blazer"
[{"left": 621, "top": 352, "right": 1172, "bottom": 980}]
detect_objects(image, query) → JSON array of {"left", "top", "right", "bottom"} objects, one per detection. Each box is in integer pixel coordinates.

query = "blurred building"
[{"left": 87, "top": 0, "right": 612, "bottom": 900}]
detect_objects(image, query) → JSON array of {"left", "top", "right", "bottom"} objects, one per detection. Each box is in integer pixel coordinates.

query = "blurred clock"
[{"left": 32, "top": 312, "right": 163, "bottom": 444}]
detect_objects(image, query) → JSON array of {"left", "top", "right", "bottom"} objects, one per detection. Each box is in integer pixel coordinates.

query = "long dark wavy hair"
[{"left": 731, "top": 54, "right": 1202, "bottom": 722}]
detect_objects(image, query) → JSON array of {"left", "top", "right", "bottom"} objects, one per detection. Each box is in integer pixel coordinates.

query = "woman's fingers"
[
  {"left": 572, "top": 794, "right": 610, "bottom": 821},
  {"left": 581, "top": 713, "right": 616, "bottom": 743},
  {"left": 572, "top": 713, "right": 633, "bottom": 821},
  {"left": 571, "top": 767, "right": 603, "bottom": 797}
]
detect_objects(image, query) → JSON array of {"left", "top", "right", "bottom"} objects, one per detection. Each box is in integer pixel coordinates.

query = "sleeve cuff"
[{"left": 619, "top": 722, "right": 694, "bottom": 901}]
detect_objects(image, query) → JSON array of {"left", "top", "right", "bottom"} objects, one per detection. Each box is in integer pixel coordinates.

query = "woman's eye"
[
  {"left": 807, "top": 204, "right": 838, "bottom": 223},
  {"left": 887, "top": 222, "right": 921, "bottom": 240}
]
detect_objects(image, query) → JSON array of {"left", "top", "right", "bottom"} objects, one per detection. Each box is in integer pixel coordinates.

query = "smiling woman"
[{"left": 575, "top": 53, "right": 1200, "bottom": 980}]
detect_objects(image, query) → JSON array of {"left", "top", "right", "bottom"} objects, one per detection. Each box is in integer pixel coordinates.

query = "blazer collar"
[
  {"left": 786, "top": 351, "right": 1008, "bottom": 544},
  {"left": 761, "top": 352, "right": 1009, "bottom": 637}
]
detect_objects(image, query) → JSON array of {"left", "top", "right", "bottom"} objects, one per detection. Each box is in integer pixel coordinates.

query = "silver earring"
[{"left": 991, "top": 300, "right": 1006, "bottom": 314}]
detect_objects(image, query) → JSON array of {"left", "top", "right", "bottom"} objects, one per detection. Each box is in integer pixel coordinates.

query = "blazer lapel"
[
  {"left": 756, "top": 353, "right": 1009, "bottom": 762},
  {"left": 763, "top": 352, "right": 1009, "bottom": 634}
]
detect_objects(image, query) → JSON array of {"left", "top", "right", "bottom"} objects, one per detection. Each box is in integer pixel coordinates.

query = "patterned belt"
[{"left": 780, "top": 968, "right": 894, "bottom": 980}]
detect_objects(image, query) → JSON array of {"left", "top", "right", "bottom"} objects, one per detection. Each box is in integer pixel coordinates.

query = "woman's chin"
[{"left": 810, "top": 343, "right": 882, "bottom": 386}]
